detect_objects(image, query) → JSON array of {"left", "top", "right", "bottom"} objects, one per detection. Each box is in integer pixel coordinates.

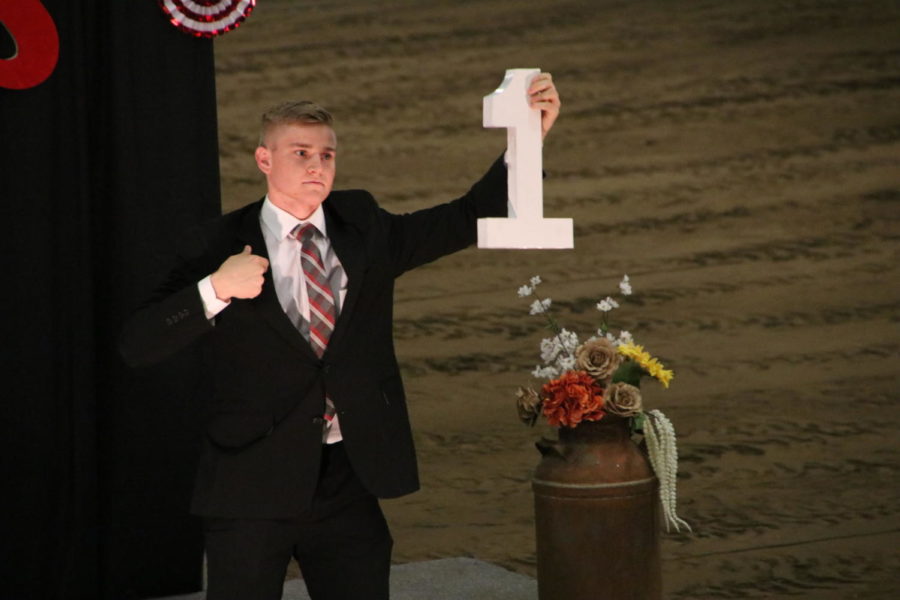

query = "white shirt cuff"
[{"left": 198, "top": 275, "right": 230, "bottom": 320}]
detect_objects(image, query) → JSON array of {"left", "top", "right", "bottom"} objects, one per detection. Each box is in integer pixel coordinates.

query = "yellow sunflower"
[{"left": 617, "top": 342, "right": 674, "bottom": 388}]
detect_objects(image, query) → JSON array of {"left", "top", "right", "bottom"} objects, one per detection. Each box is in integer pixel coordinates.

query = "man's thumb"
[{"left": 242, "top": 245, "right": 252, "bottom": 254}]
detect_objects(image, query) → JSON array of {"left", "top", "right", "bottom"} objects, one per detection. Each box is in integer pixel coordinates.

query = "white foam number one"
[{"left": 477, "top": 68, "right": 574, "bottom": 249}]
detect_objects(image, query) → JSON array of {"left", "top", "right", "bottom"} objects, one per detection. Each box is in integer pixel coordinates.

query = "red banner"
[{"left": 0, "top": 0, "right": 59, "bottom": 90}]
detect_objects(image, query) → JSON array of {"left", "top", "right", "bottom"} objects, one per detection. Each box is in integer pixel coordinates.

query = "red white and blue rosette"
[{"left": 158, "top": 0, "right": 257, "bottom": 38}]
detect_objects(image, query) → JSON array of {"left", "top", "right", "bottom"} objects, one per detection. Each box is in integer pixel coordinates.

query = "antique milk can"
[{"left": 533, "top": 416, "right": 662, "bottom": 600}]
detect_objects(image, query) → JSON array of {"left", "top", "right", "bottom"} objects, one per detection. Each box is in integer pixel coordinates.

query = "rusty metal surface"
[{"left": 533, "top": 417, "right": 662, "bottom": 600}]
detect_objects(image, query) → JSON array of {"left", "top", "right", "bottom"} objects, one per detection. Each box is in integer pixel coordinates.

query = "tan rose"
[
  {"left": 516, "top": 387, "right": 543, "bottom": 426},
  {"left": 575, "top": 338, "right": 622, "bottom": 382},
  {"left": 605, "top": 382, "right": 643, "bottom": 417}
]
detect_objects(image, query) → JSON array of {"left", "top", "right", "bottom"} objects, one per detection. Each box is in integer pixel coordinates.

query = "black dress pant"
[{"left": 203, "top": 443, "right": 393, "bottom": 600}]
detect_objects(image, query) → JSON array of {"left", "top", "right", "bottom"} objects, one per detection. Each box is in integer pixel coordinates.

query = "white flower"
[
  {"left": 600, "top": 330, "right": 633, "bottom": 347},
  {"left": 619, "top": 274, "right": 632, "bottom": 296},
  {"left": 517, "top": 285, "right": 533, "bottom": 297},
  {"left": 557, "top": 355, "right": 576, "bottom": 371},
  {"left": 529, "top": 298, "right": 552, "bottom": 315},
  {"left": 540, "top": 337, "right": 562, "bottom": 363},
  {"left": 530, "top": 275, "right": 542, "bottom": 287},
  {"left": 558, "top": 328, "right": 580, "bottom": 354},
  {"left": 532, "top": 365, "right": 559, "bottom": 379},
  {"left": 597, "top": 296, "right": 619, "bottom": 312}
]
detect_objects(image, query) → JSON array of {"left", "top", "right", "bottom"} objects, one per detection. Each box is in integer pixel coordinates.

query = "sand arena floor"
[{"left": 211, "top": 1, "right": 900, "bottom": 597}]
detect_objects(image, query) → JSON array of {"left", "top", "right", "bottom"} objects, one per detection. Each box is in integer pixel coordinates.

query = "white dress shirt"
[{"left": 198, "top": 197, "right": 348, "bottom": 443}]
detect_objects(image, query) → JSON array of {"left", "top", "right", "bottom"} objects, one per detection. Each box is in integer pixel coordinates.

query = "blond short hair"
[{"left": 258, "top": 101, "right": 333, "bottom": 146}]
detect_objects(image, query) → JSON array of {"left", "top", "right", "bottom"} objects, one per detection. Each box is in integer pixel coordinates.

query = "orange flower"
[{"left": 541, "top": 371, "right": 605, "bottom": 427}]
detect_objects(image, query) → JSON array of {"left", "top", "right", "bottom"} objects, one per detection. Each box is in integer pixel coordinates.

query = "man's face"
[{"left": 254, "top": 122, "right": 337, "bottom": 219}]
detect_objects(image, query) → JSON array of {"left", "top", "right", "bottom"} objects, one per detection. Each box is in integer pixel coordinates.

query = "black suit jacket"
[{"left": 120, "top": 157, "right": 507, "bottom": 518}]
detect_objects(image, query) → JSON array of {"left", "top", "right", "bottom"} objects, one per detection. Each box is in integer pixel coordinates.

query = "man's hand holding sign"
[{"left": 478, "top": 69, "right": 573, "bottom": 249}]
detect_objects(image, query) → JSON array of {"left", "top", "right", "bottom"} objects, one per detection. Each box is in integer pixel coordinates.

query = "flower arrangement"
[{"left": 515, "top": 275, "right": 690, "bottom": 533}]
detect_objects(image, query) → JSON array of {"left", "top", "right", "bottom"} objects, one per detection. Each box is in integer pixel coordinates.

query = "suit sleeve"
[
  {"left": 118, "top": 224, "right": 221, "bottom": 368},
  {"left": 382, "top": 154, "right": 508, "bottom": 277}
]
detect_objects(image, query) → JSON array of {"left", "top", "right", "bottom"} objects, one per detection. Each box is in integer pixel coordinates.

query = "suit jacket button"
[{"left": 311, "top": 417, "right": 324, "bottom": 425}]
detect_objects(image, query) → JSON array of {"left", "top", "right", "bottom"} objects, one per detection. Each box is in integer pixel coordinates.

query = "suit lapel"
[
  {"left": 323, "top": 197, "right": 367, "bottom": 354},
  {"left": 236, "top": 201, "right": 320, "bottom": 361}
]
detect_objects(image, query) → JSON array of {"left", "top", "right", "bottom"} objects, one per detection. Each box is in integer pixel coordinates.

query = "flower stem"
[{"left": 537, "top": 297, "right": 575, "bottom": 359}]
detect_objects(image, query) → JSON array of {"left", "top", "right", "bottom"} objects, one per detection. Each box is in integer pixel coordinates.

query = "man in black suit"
[{"left": 120, "top": 73, "right": 560, "bottom": 600}]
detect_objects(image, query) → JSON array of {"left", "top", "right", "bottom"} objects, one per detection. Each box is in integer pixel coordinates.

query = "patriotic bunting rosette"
[{"left": 159, "top": 0, "right": 256, "bottom": 38}]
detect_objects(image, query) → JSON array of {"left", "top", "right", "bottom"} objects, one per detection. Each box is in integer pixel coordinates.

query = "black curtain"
[{"left": 1, "top": 1, "right": 220, "bottom": 598}]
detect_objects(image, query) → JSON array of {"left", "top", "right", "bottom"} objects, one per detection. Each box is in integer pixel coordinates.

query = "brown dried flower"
[
  {"left": 575, "top": 338, "right": 622, "bottom": 383},
  {"left": 605, "top": 382, "right": 643, "bottom": 417},
  {"left": 516, "top": 387, "right": 543, "bottom": 426}
]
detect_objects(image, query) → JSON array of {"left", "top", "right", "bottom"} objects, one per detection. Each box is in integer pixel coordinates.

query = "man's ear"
[{"left": 255, "top": 146, "right": 271, "bottom": 174}]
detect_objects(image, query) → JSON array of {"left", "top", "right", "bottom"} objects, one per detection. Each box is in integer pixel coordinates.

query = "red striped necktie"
[{"left": 294, "top": 223, "right": 337, "bottom": 427}]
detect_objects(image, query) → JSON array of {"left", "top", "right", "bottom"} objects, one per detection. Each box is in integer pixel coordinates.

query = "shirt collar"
[{"left": 260, "top": 196, "right": 328, "bottom": 241}]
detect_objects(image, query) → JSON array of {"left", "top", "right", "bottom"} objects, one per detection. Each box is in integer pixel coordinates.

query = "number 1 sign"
[{"left": 478, "top": 69, "right": 574, "bottom": 249}]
